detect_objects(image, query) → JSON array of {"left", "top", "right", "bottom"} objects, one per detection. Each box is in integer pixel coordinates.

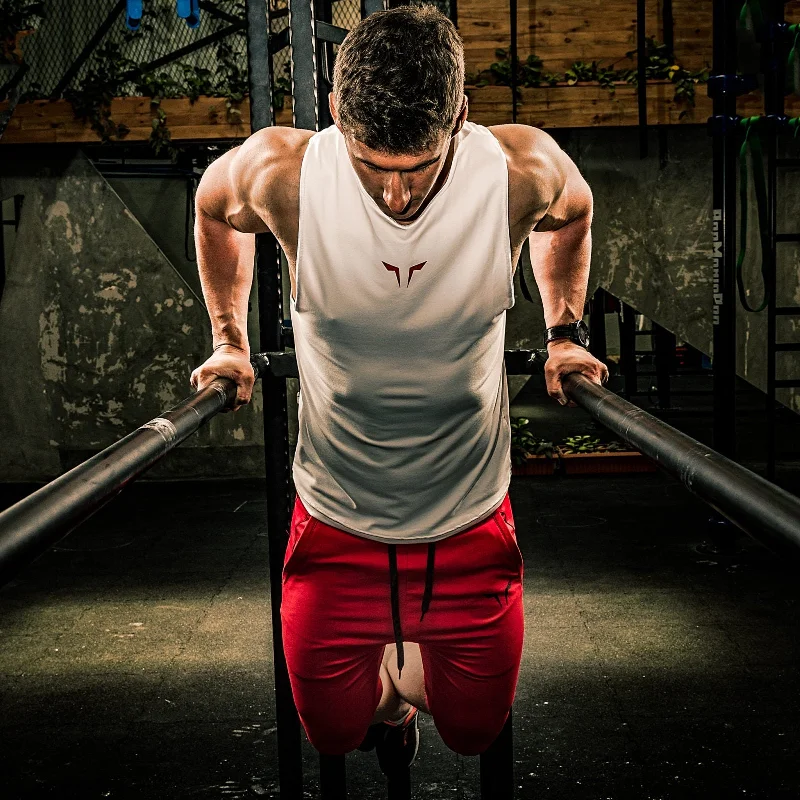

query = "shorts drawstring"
[{"left": 388, "top": 542, "right": 437, "bottom": 680}]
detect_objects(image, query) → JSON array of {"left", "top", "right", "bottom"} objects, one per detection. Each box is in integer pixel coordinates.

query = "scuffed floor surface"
[{"left": 1, "top": 475, "right": 799, "bottom": 799}]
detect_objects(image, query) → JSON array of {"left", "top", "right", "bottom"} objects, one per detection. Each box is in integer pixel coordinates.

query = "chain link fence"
[{"left": 7, "top": 0, "right": 453, "bottom": 111}]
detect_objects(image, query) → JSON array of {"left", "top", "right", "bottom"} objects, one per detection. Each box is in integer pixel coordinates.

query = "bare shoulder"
[
  {"left": 488, "top": 124, "right": 591, "bottom": 231},
  {"left": 197, "top": 127, "right": 313, "bottom": 233},
  {"left": 230, "top": 127, "right": 314, "bottom": 222}
]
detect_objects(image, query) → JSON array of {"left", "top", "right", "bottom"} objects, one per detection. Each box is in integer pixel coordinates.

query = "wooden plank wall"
[{"left": 461, "top": 0, "right": 800, "bottom": 78}]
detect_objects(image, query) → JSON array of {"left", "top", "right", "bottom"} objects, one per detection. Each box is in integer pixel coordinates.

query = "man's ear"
[
  {"left": 328, "top": 93, "right": 340, "bottom": 129},
  {"left": 451, "top": 94, "right": 468, "bottom": 137}
]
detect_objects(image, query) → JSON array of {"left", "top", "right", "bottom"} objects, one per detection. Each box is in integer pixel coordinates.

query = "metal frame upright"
[{"left": 708, "top": 0, "right": 743, "bottom": 458}]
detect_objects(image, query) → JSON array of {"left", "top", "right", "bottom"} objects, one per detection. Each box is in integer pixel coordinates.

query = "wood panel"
[
  {"left": 0, "top": 96, "right": 293, "bottom": 144},
  {"left": 460, "top": 0, "right": 715, "bottom": 78}
]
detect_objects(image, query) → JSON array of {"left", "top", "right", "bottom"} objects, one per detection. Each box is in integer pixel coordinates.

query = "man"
[{"left": 190, "top": 3, "right": 607, "bottom": 773}]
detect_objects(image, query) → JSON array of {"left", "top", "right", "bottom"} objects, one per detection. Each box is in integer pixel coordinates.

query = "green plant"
[
  {"left": 623, "top": 37, "right": 710, "bottom": 106},
  {"left": 510, "top": 417, "right": 556, "bottom": 465},
  {"left": 472, "top": 39, "right": 709, "bottom": 109},
  {"left": 1, "top": 0, "right": 44, "bottom": 64},
  {"left": 558, "top": 435, "right": 628, "bottom": 454},
  {"left": 63, "top": 39, "right": 138, "bottom": 143}
]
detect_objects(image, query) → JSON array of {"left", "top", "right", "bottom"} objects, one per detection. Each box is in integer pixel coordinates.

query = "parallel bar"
[
  {"left": 563, "top": 373, "right": 800, "bottom": 557},
  {"left": 0, "top": 365, "right": 259, "bottom": 586}
]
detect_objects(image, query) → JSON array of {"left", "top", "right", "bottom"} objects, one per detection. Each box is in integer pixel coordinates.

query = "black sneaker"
[{"left": 357, "top": 707, "right": 420, "bottom": 776}]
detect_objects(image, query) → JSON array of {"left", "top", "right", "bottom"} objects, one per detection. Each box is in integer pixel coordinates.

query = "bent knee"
[
  {"left": 436, "top": 709, "right": 511, "bottom": 757},
  {"left": 298, "top": 709, "right": 371, "bottom": 755}
]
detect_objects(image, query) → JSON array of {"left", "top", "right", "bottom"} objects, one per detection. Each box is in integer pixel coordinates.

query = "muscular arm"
[
  {"left": 194, "top": 136, "right": 272, "bottom": 354},
  {"left": 498, "top": 125, "right": 605, "bottom": 404},
  {"left": 523, "top": 129, "right": 593, "bottom": 329}
]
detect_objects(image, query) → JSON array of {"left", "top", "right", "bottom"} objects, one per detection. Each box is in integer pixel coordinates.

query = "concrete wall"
[
  {"left": 2, "top": 125, "right": 798, "bottom": 481},
  {"left": 0, "top": 148, "right": 265, "bottom": 481}
]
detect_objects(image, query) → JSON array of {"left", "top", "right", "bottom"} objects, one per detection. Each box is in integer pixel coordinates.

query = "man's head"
[{"left": 330, "top": 4, "right": 467, "bottom": 220}]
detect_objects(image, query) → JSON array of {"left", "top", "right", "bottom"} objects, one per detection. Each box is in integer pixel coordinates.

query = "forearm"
[
  {"left": 195, "top": 210, "right": 255, "bottom": 354},
  {"left": 529, "top": 211, "right": 592, "bottom": 328}
]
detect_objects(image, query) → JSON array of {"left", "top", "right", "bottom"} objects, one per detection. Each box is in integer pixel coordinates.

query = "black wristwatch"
[{"left": 544, "top": 319, "right": 590, "bottom": 349}]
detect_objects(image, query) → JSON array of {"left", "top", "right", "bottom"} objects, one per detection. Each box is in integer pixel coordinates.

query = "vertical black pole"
[
  {"left": 245, "top": 2, "right": 304, "bottom": 800},
  {"left": 765, "top": 0, "right": 784, "bottom": 480},
  {"left": 480, "top": 710, "right": 514, "bottom": 800},
  {"left": 620, "top": 303, "right": 638, "bottom": 399},
  {"left": 637, "top": 0, "right": 648, "bottom": 158},
  {"left": 290, "top": 0, "right": 319, "bottom": 131},
  {"left": 711, "top": 0, "right": 739, "bottom": 458},
  {"left": 315, "top": 0, "right": 334, "bottom": 130},
  {"left": 510, "top": 0, "right": 517, "bottom": 124},
  {"left": 654, "top": 322, "right": 675, "bottom": 410},
  {"left": 589, "top": 288, "right": 608, "bottom": 365}
]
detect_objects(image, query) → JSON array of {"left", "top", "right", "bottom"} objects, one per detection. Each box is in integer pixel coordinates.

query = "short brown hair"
[{"left": 332, "top": 5, "right": 465, "bottom": 154}]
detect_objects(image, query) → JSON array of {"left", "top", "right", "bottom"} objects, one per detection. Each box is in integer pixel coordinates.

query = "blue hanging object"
[
  {"left": 125, "top": 0, "right": 143, "bottom": 30},
  {"left": 176, "top": 0, "right": 200, "bottom": 29}
]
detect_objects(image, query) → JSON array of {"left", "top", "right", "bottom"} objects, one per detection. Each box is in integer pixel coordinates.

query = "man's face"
[{"left": 342, "top": 133, "right": 452, "bottom": 222}]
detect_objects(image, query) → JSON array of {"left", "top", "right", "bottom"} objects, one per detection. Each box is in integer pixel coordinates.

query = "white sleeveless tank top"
[{"left": 290, "top": 120, "right": 514, "bottom": 543}]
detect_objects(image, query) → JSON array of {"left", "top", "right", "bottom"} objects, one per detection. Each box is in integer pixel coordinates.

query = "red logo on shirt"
[{"left": 382, "top": 261, "right": 427, "bottom": 287}]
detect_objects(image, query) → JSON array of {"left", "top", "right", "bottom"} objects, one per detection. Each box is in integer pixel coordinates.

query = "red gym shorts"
[{"left": 280, "top": 492, "right": 525, "bottom": 757}]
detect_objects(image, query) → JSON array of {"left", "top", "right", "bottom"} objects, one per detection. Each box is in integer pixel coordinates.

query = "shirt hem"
[{"left": 295, "top": 485, "right": 511, "bottom": 545}]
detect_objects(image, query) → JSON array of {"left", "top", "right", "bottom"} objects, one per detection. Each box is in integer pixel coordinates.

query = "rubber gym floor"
[{"left": 2, "top": 380, "right": 799, "bottom": 799}]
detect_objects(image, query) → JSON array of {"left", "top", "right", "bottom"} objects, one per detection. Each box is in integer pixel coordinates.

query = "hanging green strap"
[
  {"left": 788, "top": 25, "right": 800, "bottom": 95},
  {"left": 738, "top": 0, "right": 765, "bottom": 32},
  {"left": 736, "top": 117, "right": 771, "bottom": 313}
]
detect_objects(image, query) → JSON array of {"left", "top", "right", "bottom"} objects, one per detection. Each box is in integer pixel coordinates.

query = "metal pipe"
[
  {"left": 0, "top": 358, "right": 269, "bottom": 588},
  {"left": 563, "top": 372, "right": 800, "bottom": 556}
]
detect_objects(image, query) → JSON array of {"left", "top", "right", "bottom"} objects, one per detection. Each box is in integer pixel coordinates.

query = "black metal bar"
[
  {"left": 480, "top": 710, "right": 514, "bottom": 800},
  {"left": 663, "top": 0, "right": 674, "bottom": 54},
  {"left": 122, "top": 23, "right": 246, "bottom": 82},
  {"left": 50, "top": 0, "right": 126, "bottom": 99},
  {"left": 510, "top": 0, "right": 518, "bottom": 124},
  {"left": 290, "top": 0, "right": 319, "bottom": 131},
  {"left": 270, "top": 27, "right": 290, "bottom": 54},
  {"left": 620, "top": 303, "right": 637, "bottom": 399},
  {"left": 0, "top": 61, "right": 29, "bottom": 103},
  {"left": 319, "top": 754, "right": 348, "bottom": 799},
  {"left": 0, "top": 197, "right": 5, "bottom": 306},
  {"left": 199, "top": 0, "right": 244, "bottom": 25},
  {"left": 765, "top": 0, "right": 784, "bottom": 481},
  {"left": 710, "top": 0, "right": 739, "bottom": 459},
  {"left": 361, "top": 0, "right": 386, "bottom": 17},
  {"left": 316, "top": 20, "right": 348, "bottom": 45},
  {"left": 774, "top": 343, "right": 800, "bottom": 351},
  {"left": 0, "top": 363, "right": 267, "bottom": 586},
  {"left": 315, "top": 0, "right": 335, "bottom": 129},
  {"left": 588, "top": 288, "right": 608, "bottom": 364},
  {"left": 563, "top": 373, "right": 800, "bottom": 557},
  {"left": 637, "top": 0, "right": 648, "bottom": 158},
  {"left": 654, "top": 322, "right": 675, "bottom": 410},
  {"left": 775, "top": 306, "right": 800, "bottom": 314},
  {"left": 245, "top": 3, "right": 304, "bottom": 800}
]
